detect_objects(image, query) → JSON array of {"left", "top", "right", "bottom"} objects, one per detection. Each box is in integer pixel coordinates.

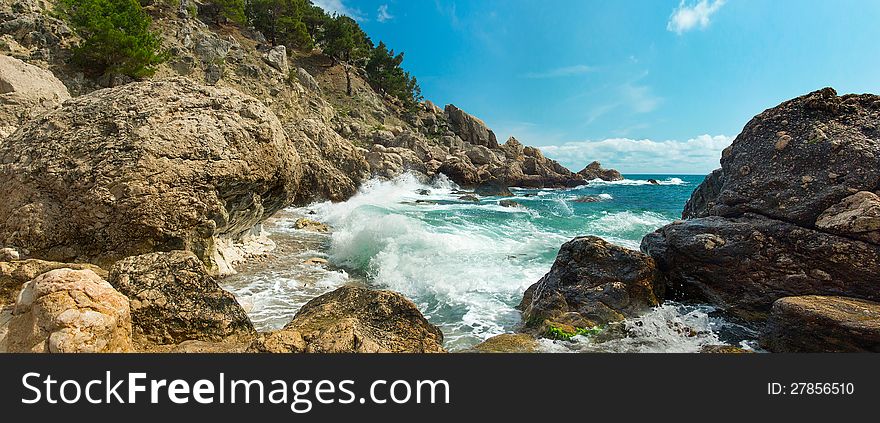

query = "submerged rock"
[
  {"left": 499, "top": 200, "right": 521, "bottom": 208},
  {"left": 760, "top": 296, "right": 880, "bottom": 352},
  {"left": 474, "top": 180, "right": 513, "bottom": 197},
  {"left": 521, "top": 236, "right": 663, "bottom": 335},
  {"left": 459, "top": 194, "right": 480, "bottom": 203},
  {"left": 573, "top": 196, "right": 603, "bottom": 203},
  {"left": 0, "top": 78, "right": 301, "bottom": 275},
  {"left": 109, "top": 251, "right": 256, "bottom": 347},
  {"left": 249, "top": 286, "right": 445, "bottom": 353},
  {"left": 577, "top": 161, "right": 623, "bottom": 181},
  {"left": 4, "top": 269, "right": 133, "bottom": 353}
]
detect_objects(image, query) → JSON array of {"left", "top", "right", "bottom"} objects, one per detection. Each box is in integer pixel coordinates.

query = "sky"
[{"left": 314, "top": 0, "right": 880, "bottom": 174}]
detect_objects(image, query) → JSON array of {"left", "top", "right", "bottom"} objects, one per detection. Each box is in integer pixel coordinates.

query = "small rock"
[
  {"left": 0, "top": 248, "right": 19, "bottom": 261},
  {"left": 474, "top": 180, "right": 513, "bottom": 197},
  {"left": 647, "top": 179, "right": 660, "bottom": 185},
  {"left": 467, "top": 334, "right": 539, "bottom": 353},
  {"left": 499, "top": 200, "right": 521, "bottom": 208},
  {"left": 293, "top": 218, "right": 330, "bottom": 233},
  {"left": 573, "top": 196, "right": 602, "bottom": 203},
  {"left": 303, "top": 257, "right": 328, "bottom": 266},
  {"left": 459, "top": 195, "right": 480, "bottom": 203}
]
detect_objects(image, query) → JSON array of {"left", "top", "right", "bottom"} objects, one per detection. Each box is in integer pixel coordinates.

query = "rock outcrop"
[
  {"left": 642, "top": 214, "right": 880, "bottom": 321},
  {"left": 249, "top": 286, "right": 445, "bottom": 353},
  {"left": 643, "top": 88, "right": 880, "bottom": 324},
  {"left": 760, "top": 296, "right": 880, "bottom": 352},
  {"left": 577, "top": 161, "right": 623, "bottom": 181},
  {"left": 109, "top": 251, "right": 256, "bottom": 347},
  {"left": 0, "top": 77, "right": 301, "bottom": 274},
  {"left": 520, "top": 236, "right": 663, "bottom": 335},
  {"left": 3, "top": 268, "right": 132, "bottom": 353},
  {"left": 0, "top": 54, "right": 70, "bottom": 138}
]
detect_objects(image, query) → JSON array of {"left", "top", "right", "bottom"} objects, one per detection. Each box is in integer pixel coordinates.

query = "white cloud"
[
  {"left": 523, "top": 64, "right": 595, "bottom": 79},
  {"left": 377, "top": 4, "right": 393, "bottom": 23},
  {"left": 540, "top": 134, "right": 733, "bottom": 174},
  {"left": 313, "top": 0, "right": 365, "bottom": 20},
  {"left": 621, "top": 83, "right": 661, "bottom": 113},
  {"left": 667, "top": 0, "right": 726, "bottom": 34}
]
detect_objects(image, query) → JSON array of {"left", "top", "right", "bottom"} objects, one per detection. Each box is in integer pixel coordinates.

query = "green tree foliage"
[
  {"left": 366, "top": 41, "right": 422, "bottom": 108},
  {"left": 57, "top": 0, "right": 167, "bottom": 79},
  {"left": 243, "top": 1, "right": 421, "bottom": 105},
  {"left": 247, "top": 0, "right": 324, "bottom": 50},
  {"left": 208, "top": 0, "right": 247, "bottom": 24},
  {"left": 321, "top": 15, "right": 373, "bottom": 96}
]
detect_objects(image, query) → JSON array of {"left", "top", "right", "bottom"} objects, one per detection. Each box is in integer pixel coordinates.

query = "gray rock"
[{"left": 263, "top": 45, "right": 288, "bottom": 74}]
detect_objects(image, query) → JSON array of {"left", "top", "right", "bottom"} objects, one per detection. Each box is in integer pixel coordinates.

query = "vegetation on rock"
[{"left": 57, "top": 0, "right": 167, "bottom": 78}]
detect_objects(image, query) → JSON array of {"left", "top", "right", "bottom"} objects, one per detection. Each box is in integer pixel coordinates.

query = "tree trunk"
[{"left": 345, "top": 65, "right": 353, "bottom": 96}]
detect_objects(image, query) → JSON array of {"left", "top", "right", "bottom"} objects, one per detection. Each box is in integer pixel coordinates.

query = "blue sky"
[{"left": 314, "top": 0, "right": 880, "bottom": 174}]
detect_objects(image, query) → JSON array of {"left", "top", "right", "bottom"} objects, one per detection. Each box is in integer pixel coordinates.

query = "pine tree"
[
  {"left": 321, "top": 15, "right": 373, "bottom": 96},
  {"left": 57, "top": 0, "right": 167, "bottom": 79}
]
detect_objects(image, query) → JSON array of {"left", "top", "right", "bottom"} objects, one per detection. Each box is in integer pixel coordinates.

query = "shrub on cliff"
[{"left": 57, "top": 0, "right": 166, "bottom": 78}]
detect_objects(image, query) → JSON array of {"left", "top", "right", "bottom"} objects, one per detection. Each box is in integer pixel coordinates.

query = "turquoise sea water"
[{"left": 225, "top": 173, "right": 757, "bottom": 352}]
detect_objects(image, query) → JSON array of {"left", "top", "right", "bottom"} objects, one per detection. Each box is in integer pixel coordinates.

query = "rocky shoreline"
[{"left": 1, "top": 0, "right": 878, "bottom": 353}]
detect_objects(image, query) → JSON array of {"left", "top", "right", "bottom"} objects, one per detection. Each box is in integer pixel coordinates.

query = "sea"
[{"left": 223, "top": 173, "right": 759, "bottom": 352}]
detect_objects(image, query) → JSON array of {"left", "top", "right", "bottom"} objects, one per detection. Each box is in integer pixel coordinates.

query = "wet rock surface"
[{"left": 760, "top": 295, "right": 880, "bottom": 352}]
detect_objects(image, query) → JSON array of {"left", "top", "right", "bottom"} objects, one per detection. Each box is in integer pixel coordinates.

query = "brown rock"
[
  {"left": 816, "top": 191, "right": 880, "bottom": 244},
  {"left": 109, "top": 251, "right": 256, "bottom": 347},
  {"left": 249, "top": 286, "right": 445, "bottom": 353},
  {"left": 0, "top": 78, "right": 301, "bottom": 275},
  {"left": 1, "top": 259, "right": 107, "bottom": 308},
  {"left": 467, "top": 334, "right": 539, "bottom": 353},
  {"left": 522, "top": 236, "right": 663, "bottom": 335},
  {"left": 760, "top": 296, "right": 880, "bottom": 352}
]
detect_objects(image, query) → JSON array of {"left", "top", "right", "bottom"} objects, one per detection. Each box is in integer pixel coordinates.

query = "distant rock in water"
[
  {"left": 577, "top": 161, "right": 623, "bottom": 181},
  {"left": 474, "top": 180, "right": 514, "bottom": 197},
  {"left": 0, "top": 78, "right": 301, "bottom": 275},
  {"left": 520, "top": 236, "right": 664, "bottom": 337},
  {"left": 499, "top": 200, "right": 521, "bottom": 208},
  {"left": 573, "top": 196, "right": 602, "bottom": 203},
  {"left": 643, "top": 88, "right": 880, "bottom": 332},
  {"left": 249, "top": 286, "right": 445, "bottom": 353},
  {"left": 760, "top": 296, "right": 880, "bottom": 352},
  {"left": 458, "top": 195, "right": 480, "bottom": 203},
  {"left": 646, "top": 179, "right": 660, "bottom": 185}
]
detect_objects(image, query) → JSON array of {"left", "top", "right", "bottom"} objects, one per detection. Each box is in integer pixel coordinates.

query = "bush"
[{"left": 58, "top": 0, "right": 166, "bottom": 79}]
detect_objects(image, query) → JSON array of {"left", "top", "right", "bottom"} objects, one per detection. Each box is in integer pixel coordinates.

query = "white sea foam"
[
  {"left": 539, "top": 303, "right": 751, "bottom": 353},
  {"left": 586, "top": 177, "right": 688, "bottom": 186}
]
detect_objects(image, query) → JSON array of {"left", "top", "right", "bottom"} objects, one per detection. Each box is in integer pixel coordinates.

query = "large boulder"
[
  {"left": 445, "top": 104, "right": 499, "bottom": 149},
  {"left": 760, "top": 296, "right": 880, "bottom": 352},
  {"left": 644, "top": 89, "right": 880, "bottom": 327},
  {"left": 109, "top": 251, "right": 256, "bottom": 347},
  {"left": 0, "top": 77, "right": 301, "bottom": 274},
  {"left": 689, "top": 88, "right": 880, "bottom": 227},
  {"left": 642, "top": 214, "right": 880, "bottom": 322},
  {"left": 0, "top": 55, "right": 70, "bottom": 137},
  {"left": 249, "top": 286, "right": 445, "bottom": 353},
  {"left": 521, "top": 236, "right": 663, "bottom": 335},
  {"left": 1, "top": 259, "right": 107, "bottom": 308},
  {"left": 577, "top": 161, "right": 623, "bottom": 181},
  {"left": 3, "top": 268, "right": 133, "bottom": 353}
]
